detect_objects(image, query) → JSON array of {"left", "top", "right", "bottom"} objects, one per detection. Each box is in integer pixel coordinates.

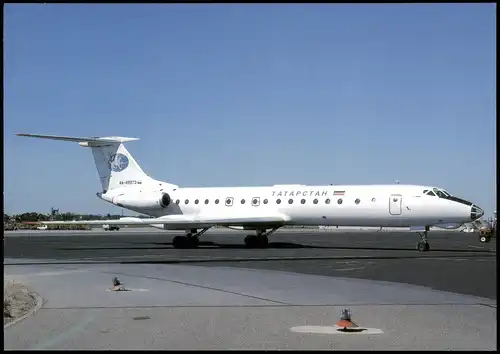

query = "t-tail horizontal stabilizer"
[
  {"left": 16, "top": 132, "right": 163, "bottom": 192},
  {"left": 16, "top": 133, "right": 139, "bottom": 146}
]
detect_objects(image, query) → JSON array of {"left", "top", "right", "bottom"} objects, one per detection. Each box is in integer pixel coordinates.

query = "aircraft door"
[{"left": 389, "top": 194, "right": 402, "bottom": 215}]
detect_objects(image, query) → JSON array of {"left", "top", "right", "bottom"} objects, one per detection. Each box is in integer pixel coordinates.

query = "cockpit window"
[
  {"left": 433, "top": 188, "right": 446, "bottom": 198},
  {"left": 424, "top": 188, "right": 454, "bottom": 199},
  {"left": 427, "top": 187, "right": 472, "bottom": 206}
]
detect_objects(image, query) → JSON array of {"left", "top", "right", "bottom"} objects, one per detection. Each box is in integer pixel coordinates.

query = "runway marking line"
[
  {"left": 95, "top": 270, "right": 291, "bottom": 306},
  {"left": 333, "top": 267, "right": 365, "bottom": 272},
  {"left": 37, "top": 302, "right": 497, "bottom": 310}
]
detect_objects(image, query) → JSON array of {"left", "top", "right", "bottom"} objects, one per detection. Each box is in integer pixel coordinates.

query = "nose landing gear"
[{"left": 416, "top": 226, "right": 430, "bottom": 252}]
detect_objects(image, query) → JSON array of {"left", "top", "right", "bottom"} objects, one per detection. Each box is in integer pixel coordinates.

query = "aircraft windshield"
[
  {"left": 425, "top": 187, "right": 472, "bottom": 206},
  {"left": 433, "top": 188, "right": 446, "bottom": 198},
  {"left": 423, "top": 188, "right": 451, "bottom": 198},
  {"left": 441, "top": 190, "right": 451, "bottom": 197}
]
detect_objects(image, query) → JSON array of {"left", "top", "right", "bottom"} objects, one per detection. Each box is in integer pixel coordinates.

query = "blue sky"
[{"left": 4, "top": 3, "right": 497, "bottom": 217}]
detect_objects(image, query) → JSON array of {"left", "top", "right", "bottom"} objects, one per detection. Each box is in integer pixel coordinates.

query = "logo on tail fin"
[{"left": 108, "top": 153, "right": 129, "bottom": 172}]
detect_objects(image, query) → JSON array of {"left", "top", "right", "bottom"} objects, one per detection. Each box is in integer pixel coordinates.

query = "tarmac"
[{"left": 3, "top": 229, "right": 497, "bottom": 350}]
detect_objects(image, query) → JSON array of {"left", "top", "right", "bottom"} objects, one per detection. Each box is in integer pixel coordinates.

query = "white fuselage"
[
  {"left": 16, "top": 133, "right": 484, "bottom": 236},
  {"left": 99, "top": 183, "right": 475, "bottom": 230}
]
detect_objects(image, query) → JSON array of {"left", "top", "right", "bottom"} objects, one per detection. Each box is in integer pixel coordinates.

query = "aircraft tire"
[
  {"left": 244, "top": 235, "right": 256, "bottom": 248},
  {"left": 244, "top": 235, "right": 268, "bottom": 248},
  {"left": 258, "top": 236, "right": 269, "bottom": 248},
  {"left": 173, "top": 236, "right": 198, "bottom": 249},
  {"left": 479, "top": 235, "right": 490, "bottom": 243},
  {"left": 188, "top": 236, "right": 199, "bottom": 247},
  {"left": 417, "top": 241, "right": 430, "bottom": 252},
  {"left": 172, "top": 236, "right": 184, "bottom": 248}
]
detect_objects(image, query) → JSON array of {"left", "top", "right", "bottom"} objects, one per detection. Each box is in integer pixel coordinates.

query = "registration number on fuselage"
[{"left": 119, "top": 180, "right": 142, "bottom": 185}]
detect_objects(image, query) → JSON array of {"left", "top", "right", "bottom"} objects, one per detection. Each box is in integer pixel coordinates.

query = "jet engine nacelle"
[{"left": 113, "top": 192, "right": 172, "bottom": 209}]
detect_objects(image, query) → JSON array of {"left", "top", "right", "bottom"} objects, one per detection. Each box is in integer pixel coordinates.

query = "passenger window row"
[{"left": 174, "top": 197, "right": 369, "bottom": 205}]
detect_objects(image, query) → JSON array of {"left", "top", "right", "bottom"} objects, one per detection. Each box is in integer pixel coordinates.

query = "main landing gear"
[
  {"left": 416, "top": 226, "right": 430, "bottom": 252},
  {"left": 244, "top": 227, "right": 280, "bottom": 248},
  {"left": 172, "top": 228, "right": 210, "bottom": 249}
]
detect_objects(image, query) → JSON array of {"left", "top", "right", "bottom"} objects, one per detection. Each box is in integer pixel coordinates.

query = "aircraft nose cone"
[{"left": 471, "top": 204, "right": 484, "bottom": 221}]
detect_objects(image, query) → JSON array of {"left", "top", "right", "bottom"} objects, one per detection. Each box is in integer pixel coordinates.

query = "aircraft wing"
[{"left": 39, "top": 213, "right": 290, "bottom": 228}]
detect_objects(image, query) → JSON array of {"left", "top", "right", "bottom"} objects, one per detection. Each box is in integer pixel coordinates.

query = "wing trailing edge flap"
[{"left": 40, "top": 213, "right": 290, "bottom": 227}]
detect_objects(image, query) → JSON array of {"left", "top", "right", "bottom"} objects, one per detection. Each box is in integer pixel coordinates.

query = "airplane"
[{"left": 16, "top": 133, "right": 485, "bottom": 251}]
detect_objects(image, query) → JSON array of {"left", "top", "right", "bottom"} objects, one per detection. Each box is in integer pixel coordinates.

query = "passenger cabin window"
[
  {"left": 263, "top": 199, "right": 268, "bottom": 204},
  {"left": 301, "top": 199, "right": 306, "bottom": 204},
  {"left": 204, "top": 199, "right": 209, "bottom": 204},
  {"left": 215, "top": 199, "right": 219, "bottom": 204},
  {"left": 195, "top": 199, "right": 199, "bottom": 204},
  {"left": 276, "top": 199, "right": 281, "bottom": 204},
  {"left": 313, "top": 199, "right": 318, "bottom": 204},
  {"left": 325, "top": 199, "right": 331, "bottom": 204},
  {"left": 241, "top": 199, "right": 246, "bottom": 204},
  {"left": 288, "top": 199, "right": 293, "bottom": 204}
]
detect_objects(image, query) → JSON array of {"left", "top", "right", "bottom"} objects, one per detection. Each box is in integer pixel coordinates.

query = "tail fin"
[
  {"left": 88, "top": 140, "right": 155, "bottom": 192},
  {"left": 16, "top": 133, "right": 175, "bottom": 192}
]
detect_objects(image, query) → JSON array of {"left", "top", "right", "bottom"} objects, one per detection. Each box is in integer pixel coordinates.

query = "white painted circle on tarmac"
[
  {"left": 105, "top": 288, "right": 150, "bottom": 292},
  {"left": 290, "top": 325, "right": 383, "bottom": 335}
]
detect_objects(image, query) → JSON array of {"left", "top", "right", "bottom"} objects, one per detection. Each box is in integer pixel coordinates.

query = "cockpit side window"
[{"left": 427, "top": 190, "right": 436, "bottom": 196}]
